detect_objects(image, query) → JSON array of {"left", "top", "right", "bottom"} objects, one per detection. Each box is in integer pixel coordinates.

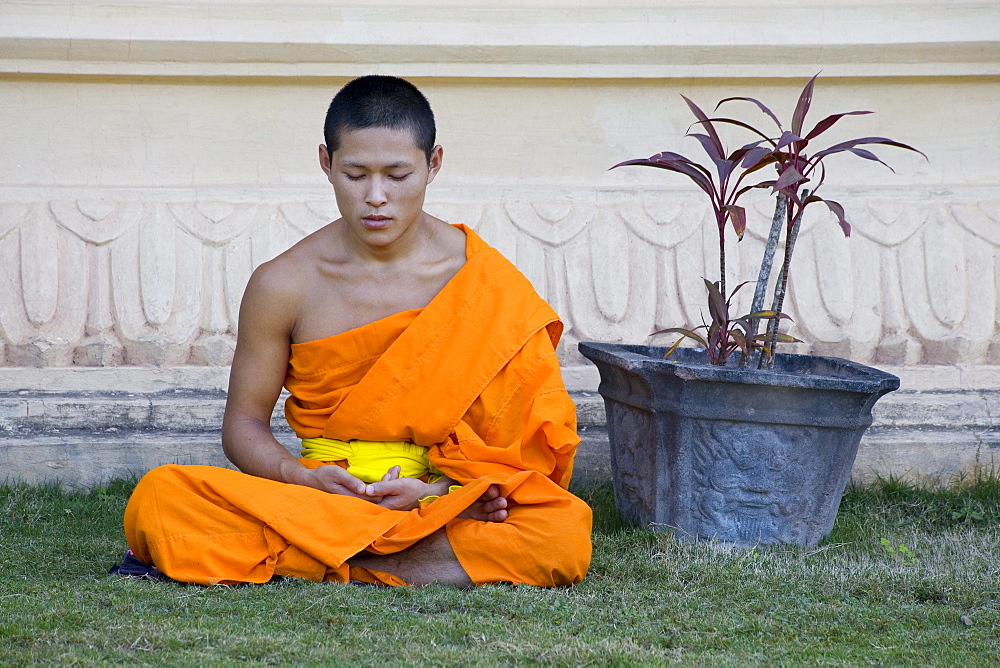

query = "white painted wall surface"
[
  {"left": 2, "top": 1, "right": 998, "bottom": 370},
  {"left": 0, "top": 1, "right": 998, "bottom": 482}
]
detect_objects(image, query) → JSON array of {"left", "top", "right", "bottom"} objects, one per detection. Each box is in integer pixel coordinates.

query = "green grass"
[{"left": 1, "top": 475, "right": 998, "bottom": 665}]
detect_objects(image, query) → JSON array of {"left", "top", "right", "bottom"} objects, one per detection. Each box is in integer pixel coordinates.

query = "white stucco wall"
[{"left": 1, "top": 1, "right": 998, "bottom": 482}]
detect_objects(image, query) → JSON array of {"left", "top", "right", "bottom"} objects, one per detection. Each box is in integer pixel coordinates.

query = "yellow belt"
[{"left": 300, "top": 437, "right": 444, "bottom": 484}]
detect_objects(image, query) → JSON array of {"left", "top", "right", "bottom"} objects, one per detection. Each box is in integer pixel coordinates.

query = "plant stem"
[
  {"left": 740, "top": 193, "right": 786, "bottom": 369},
  {"left": 718, "top": 225, "right": 727, "bottom": 303},
  {"left": 760, "top": 190, "right": 809, "bottom": 370}
]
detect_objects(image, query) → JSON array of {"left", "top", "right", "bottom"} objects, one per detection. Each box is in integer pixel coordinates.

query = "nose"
[{"left": 365, "top": 177, "right": 387, "bottom": 207}]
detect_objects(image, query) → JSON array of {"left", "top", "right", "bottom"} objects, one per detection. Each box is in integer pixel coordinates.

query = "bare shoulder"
[
  {"left": 250, "top": 223, "right": 339, "bottom": 295},
  {"left": 239, "top": 224, "right": 337, "bottom": 333},
  {"left": 429, "top": 217, "right": 468, "bottom": 266},
  {"left": 244, "top": 250, "right": 306, "bottom": 308}
]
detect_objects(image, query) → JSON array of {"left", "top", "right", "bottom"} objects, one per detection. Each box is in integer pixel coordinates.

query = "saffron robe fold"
[{"left": 124, "top": 225, "right": 592, "bottom": 586}]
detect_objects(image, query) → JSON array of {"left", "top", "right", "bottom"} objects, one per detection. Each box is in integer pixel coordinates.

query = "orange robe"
[{"left": 123, "top": 225, "right": 592, "bottom": 586}]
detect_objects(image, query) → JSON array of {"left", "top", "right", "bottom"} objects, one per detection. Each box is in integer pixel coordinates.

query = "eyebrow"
[{"left": 340, "top": 161, "right": 414, "bottom": 169}]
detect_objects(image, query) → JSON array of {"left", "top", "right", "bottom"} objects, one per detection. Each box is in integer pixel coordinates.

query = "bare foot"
[
  {"left": 458, "top": 484, "right": 509, "bottom": 523},
  {"left": 347, "top": 528, "right": 473, "bottom": 587}
]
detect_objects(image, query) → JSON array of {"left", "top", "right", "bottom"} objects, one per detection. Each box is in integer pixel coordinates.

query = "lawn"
[{"left": 1, "top": 475, "right": 997, "bottom": 665}]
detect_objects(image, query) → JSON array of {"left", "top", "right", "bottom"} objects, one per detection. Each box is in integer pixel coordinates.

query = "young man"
[{"left": 120, "top": 76, "right": 592, "bottom": 587}]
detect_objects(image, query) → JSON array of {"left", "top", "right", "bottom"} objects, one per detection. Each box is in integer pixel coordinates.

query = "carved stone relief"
[
  {"left": 605, "top": 402, "right": 657, "bottom": 525},
  {"left": 0, "top": 190, "right": 997, "bottom": 367},
  {"left": 690, "top": 421, "right": 819, "bottom": 545}
]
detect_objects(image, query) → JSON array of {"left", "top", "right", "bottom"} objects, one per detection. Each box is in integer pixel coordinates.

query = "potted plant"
[{"left": 579, "top": 75, "right": 925, "bottom": 547}]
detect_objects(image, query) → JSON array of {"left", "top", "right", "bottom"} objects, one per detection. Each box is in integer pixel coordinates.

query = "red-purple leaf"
[
  {"left": 849, "top": 147, "right": 896, "bottom": 172},
  {"left": 730, "top": 280, "right": 755, "bottom": 298},
  {"left": 654, "top": 326, "right": 704, "bottom": 338},
  {"left": 804, "top": 110, "right": 872, "bottom": 141},
  {"left": 611, "top": 157, "right": 716, "bottom": 198},
  {"left": 791, "top": 73, "right": 819, "bottom": 136},
  {"left": 723, "top": 205, "right": 747, "bottom": 240},
  {"left": 704, "top": 279, "right": 728, "bottom": 324},
  {"left": 739, "top": 154, "right": 782, "bottom": 180},
  {"left": 746, "top": 310, "right": 787, "bottom": 320},
  {"left": 821, "top": 198, "right": 851, "bottom": 236},
  {"left": 773, "top": 165, "right": 807, "bottom": 192},
  {"left": 775, "top": 130, "right": 805, "bottom": 151},
  {"left": 735, "top": 180, "right": 775, "bottom": 199},
  {"left": 812, "top": 163, "right": 828, "bottom": 190},
  {"left": 728, "top": 142, "right": 762, "bottom": 164},
  {"left": 683, "top": 136, "right": 735, "bottom": 182},
  {"left": 717, "top": 159, "right": 736, "bottom": 184},
  {"left": 662, "top": 339, "right": 685, "bottom": 359},
  {"left": 851, "top": 148, "right": 880, "bottom": 160},
  {"left": 650, "top": 151, "right": 694, "bottom": 162},
  {"left": 681, "top": 95, "right": 724, "bottom": 161},
  {"left": 717, "top": 95, "right": 783, "bottom": 129},
  {"left": 687, "top": 133, "right": 725, "bottom": 165},
  {"left": 739, "top": 146, "right": 773, "bottom": 170},
  {"left": 812, "top": 137, "right": 928, "bottom": 162},
  {"left": 761, "top": 332, "right": 803, "bottom": 344},
  {"left": 732, "top": 316, "right": 753, "bottom": 331},
  {"left": 730, "top": 329, "right": 748, "bottom": 354},
  {"left": 708, "top": 326, "right": 727, "bottom": 360},
  {"left": 733, "top": 311, "right": 785, "bottom": 334},
  {"left": 647, "top": 153, "right": 717, "bottom": 181},
  {"left": 751, "top": 332, "right": 801, "bottom": 343},
  {"left": 656, "top": 328, "right": 709, "bottom": 358},
  {"left": 786, "top": 188, "right": 809, "bottom": 208},
  {"left": 700, "top": 117, "right": 775, "bottom": 145},
  {"left": 656, "top": 326, "right": 708, "bottom": 343}
]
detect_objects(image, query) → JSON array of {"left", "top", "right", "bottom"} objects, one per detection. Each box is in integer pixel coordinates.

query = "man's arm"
[{"left": 221, "top": 262, "right": 367, "bottom": 497}]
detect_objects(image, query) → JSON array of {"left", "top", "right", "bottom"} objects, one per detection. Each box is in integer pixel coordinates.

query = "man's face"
[{"left": 320, "top": 125, "right": 442, "bottom": 250}]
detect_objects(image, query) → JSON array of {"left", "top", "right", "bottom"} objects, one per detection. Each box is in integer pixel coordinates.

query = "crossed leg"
[
  {"left": 347, "top": 484, "right": 509, "bottom": 587},
  {"left": 125, "top": 465, "right": 589, "bottom": 587}
]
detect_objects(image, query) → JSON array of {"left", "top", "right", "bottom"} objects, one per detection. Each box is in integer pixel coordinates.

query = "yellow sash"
[{"left": 300, "top": 437, "right": 444, "bottom": 484}]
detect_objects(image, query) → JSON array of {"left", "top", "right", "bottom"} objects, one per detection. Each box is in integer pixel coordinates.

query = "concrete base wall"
[{"left": 2, "top": 366, "right": 995, "bottom": 488}]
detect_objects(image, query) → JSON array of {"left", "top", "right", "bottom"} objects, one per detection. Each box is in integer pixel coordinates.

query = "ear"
[
  {"left": 425, "top": 145, "right": 443, "bottom": 185},
  {"left": 318, "top": 144, "right": 333, "bottom": 182}
]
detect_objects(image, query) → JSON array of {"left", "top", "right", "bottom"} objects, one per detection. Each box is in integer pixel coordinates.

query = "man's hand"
[
  {"left": 355, "top": 467, "right": 511, "bottom": 521},
  {"left": 285, "top": 460, "right": 370, "bottom": 498},
  {"left": 364, "top": 466, "right": 439, "bottom": 510}
]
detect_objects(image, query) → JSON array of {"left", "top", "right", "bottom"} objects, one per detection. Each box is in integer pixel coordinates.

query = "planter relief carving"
[{"left": 692, "top": 422, "right": 817, "bottom": 544}]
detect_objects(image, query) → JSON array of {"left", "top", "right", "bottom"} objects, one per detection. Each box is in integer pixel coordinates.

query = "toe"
[{"left": 488, "top": 508, "right": 509, "bottom": 522}]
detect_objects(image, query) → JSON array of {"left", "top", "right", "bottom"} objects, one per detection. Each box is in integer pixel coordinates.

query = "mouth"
[{"left": 362, "top": 215, "right": 391, "bottom": 230}]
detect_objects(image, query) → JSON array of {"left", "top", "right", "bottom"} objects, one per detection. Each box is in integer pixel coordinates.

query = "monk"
[{"left": 118, "top": 75, "right": 592, "bottom": 587}]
